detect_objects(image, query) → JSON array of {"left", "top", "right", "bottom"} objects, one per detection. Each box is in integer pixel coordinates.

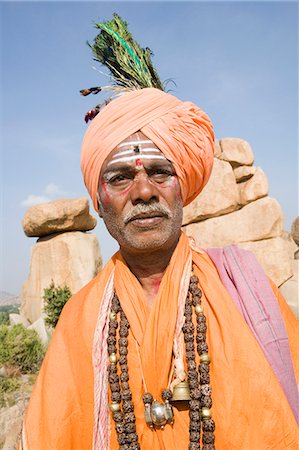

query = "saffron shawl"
[{"left": 21, "top": 234, "right": 298, "bottom": 449}]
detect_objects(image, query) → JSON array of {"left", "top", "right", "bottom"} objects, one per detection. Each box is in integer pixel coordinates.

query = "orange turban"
[{"left": 81, "top": 88, "right": 214, "bottom": 211}]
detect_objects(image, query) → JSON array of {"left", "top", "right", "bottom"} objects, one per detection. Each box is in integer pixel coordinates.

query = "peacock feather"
[{"left": 81, "top": 13, "right": 166, "bottom": 122}]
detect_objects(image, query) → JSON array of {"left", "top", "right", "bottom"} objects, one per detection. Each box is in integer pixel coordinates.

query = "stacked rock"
[
  {"left": 21, "top": 197, "right": 101, "bottom": 323},
  {"left": 182, "top": 138, "right": 298, "bottom": 317}
]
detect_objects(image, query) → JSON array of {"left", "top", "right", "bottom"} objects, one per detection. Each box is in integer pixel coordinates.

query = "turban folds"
[{"left": 81, "top": 88, "right": 214, "bottom": 211}]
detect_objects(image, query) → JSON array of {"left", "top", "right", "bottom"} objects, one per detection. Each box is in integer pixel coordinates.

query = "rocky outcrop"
[
  {"left": 22, "top": 197, "right": 96, "bottom": 237},
  {"left": 182, "top": 138, "right": 298, "bottom": 295},
  {"left": 21, "top": 199, "right": 102, "bottom": 324},
  {"left": 291, "top": 217, "right": 299, "bottom": 245}
]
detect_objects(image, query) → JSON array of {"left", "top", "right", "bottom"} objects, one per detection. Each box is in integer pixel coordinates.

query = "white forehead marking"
[
  {"left": 107, "top": 154, "right": 167, "bottom": 166},
  {"left": 117, "top": 139, "right": 154, "bottom": 149},
  {"left": 112, "top": 148, "right": 161, "bottom": 158}
]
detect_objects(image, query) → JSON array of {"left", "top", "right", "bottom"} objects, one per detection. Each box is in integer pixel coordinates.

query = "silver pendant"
[{"left": 144, "top": 400, "right": 174, "bottom": 429}]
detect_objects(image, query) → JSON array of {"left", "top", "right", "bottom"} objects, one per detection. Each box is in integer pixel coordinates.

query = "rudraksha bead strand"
[
  {"left": 119, "top": 309, "right": 139, "bottom": 447},
  {"left": 183, "top": 285, "right": 201, "bottom": 450},
  {"left": 190, "top": 272, "right": 215, "bottom": 450}
]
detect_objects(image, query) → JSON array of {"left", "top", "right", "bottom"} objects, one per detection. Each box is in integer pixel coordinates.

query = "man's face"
[{"left": 97, "top": 132, "right": 183, "bottom": 253}]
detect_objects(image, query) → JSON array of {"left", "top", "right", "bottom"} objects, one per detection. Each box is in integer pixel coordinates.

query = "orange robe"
[{"left": 22, "top": 234, "right": 298, "bottom": 449}]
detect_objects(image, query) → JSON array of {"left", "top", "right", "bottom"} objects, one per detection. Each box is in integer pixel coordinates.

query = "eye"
[
  {"left": 150, "top": 169, "right": 174, "bottom": 183},
  {"left": 107, "top": 174, "right": 133, "bottom": 187}
]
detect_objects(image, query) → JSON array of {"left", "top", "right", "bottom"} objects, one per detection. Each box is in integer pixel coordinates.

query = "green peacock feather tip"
[{"left": 81, "top": 13, "right": 166, "bottom": 122}]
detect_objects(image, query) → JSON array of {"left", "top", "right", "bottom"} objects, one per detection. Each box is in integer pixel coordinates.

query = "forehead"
[{"left": 101, "top": 132, "right": 171, "bottom": 174}]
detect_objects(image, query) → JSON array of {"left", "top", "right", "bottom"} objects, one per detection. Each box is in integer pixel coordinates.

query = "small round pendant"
[{"left": 150, "top": 401, "right": 168, "bottom": 427}]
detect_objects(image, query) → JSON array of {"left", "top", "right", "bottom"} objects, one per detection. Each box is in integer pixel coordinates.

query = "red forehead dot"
[{"left": 136, "top": 158, "right": 143, "bottom": 166}]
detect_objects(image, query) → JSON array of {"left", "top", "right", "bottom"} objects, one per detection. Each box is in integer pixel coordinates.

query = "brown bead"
[
  {"left": 120, "top": 364, "right": 128, "bottom": 374},
  {"left": 199, "top": 363, "right": 209, "bottom": 374},
  {"left": 130, "top": 444, "right": 140, "bottom": 450},
  {"left": 191, "top": 387, "right": 201, "bottom": 400},
  {"left": 111, "top": 392, "right": 121, "bottom": 403},
  {"left": 162, "top": 389, "right": 172, "bottom": 401},
  {"left": 108, "top": 327, "right": 117, "bottom": 337},
  {"left": 196, "top": 315, "right": 206, "bottom": 324},
  {"left": 190, "top": 410, "right": 200, "bottom": 421},
  {"left": 188, "top": 370, "right": 198, "bottom": 381},
  {"left": 119, "top": 337, "right": 128, "bottom": 346},
  {"left": 196, "top": 333, "right": 205, "bottom": 343},
  {"left": 115, "top": 422, "right": 125, "bottom": 433},
  {"left": 184, "top": 332, "right": 194, "bottom": 343},
  {"left": 124, "top": 412, "right": 135, "bottom": 423},
  {"left": 197, "top": 322, "right": 207, "bottom": 333},
  {"left": 142, "top": 392, "right": 153, "bottom": 405},
  {"left": 197, "top": 343, "right": 208, "bottom": 354},
  {"left": 124, "top": 422, "right": 136, "bottom": 433},
  {"left": 121, "top": 389, "right": 132, "bottom": 401},
  {"left": 201, "top": 384, "right": 212, "bottom": 396},
  {"left": 185, "top": 341, "right": 195, "bottom": 352},
  {"left": 200, "top": 395, "right": 212, "bottom": 408},
  {"left": 121, "top": 381, "right": 129, "bottom": 391},
  {"left": 127, "top": 433, "right": 138, "bottom": 443},
  {"left": 189, "top": 420, "right": 201, "bottom": 432},
  {"left": 113, "top": 411, "right": 123, "bottom": 423},
  {"left": 110, "top": 382, "right": 120, "bottom": 393},
  {"left": 119, "top": 346, "right": 128, "bottom": 356},
  {"left": 202, "top": 419, "right": 215, "bottom": 432},
  {"left": 109, "top": 320, "right": 118, "bottom": 329},
  {"left": 200, "top": 372, "right": 210, "bottom": 384},
  {"left": 117, "top": 433, "right": 127, "bottom": 445},
  {"left": 184, "top": 305, "right": 193, "bottom": 316},
  {"left": 122, "top": 400, "right": 134, "bottom": 413},
  {"left": 119, "top": 446, "right": 130, "bottom": 450},
  {"left": 189, "top": 378, "right": 199, "bottom": 389},
  {"left": 120, "top": 372, "right": 129, "bottom": 382},
  {"left": 108, "top": 372, "right": 119, "bottom": 384},
  {"left": 119, "top": 327, "right": 129, "bottom": 337},
  {"left": 190, "top": 431, "right": 200, "bottom": 442},
  {"left": 188, "top": 443, "right": 200, "bottom": 450},
  {"left": 108, "top": 345, "right": 116, "bottom": 355},
  {"left": 119, "top": 355, "right": 127, "bottom": 365},
  {"left": 189, "top": 399, "right": 200, "bottom": 411},
  {"left": 203, "top": 432, "right": 215, "bottom": 444},
  {"left": 183, "top": 322, "right": 194, "bottom": 334},
  {"left": 187, "top": 360, "right": 197, "bottom": 371},
  {"left": 184, "top": 313, "right": 193, "bottom": 323},
  {"left": 186, "top": 350, "right": 196, "bottom": 361},
  {"left": 202, "top": 445, "right": 215, "bottom": 450},
  {"left": 107, "top": 335, "right": 116, "bottom": 345},
  {"left": 190, "top": 275, "right": 199, "bottom": 284}
]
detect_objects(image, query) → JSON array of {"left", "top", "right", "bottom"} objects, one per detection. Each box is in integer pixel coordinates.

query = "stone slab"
[
  {"left": 21, "top": 231, "right": 101, "bottom": 323},
  {"left": 219, "top": 138, "right": 254, "bottom": 166},
  {"left": 183, "top": 158, "right": 240, "bottom": 225},
  {"left": 238, "top": 167, "right": 269, "bottom": 206},
  {"left": 183, "top": 197, "right": 283, "bottom": 248},
  {"left": 22, "top": 197, "right": 97, "bottom": 237}
]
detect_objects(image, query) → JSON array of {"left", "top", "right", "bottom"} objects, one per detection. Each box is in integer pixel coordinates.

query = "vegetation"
[
  {"left": 0, "top": 324, "right": 45, "bottom": 374},
  {"left": 0, "top": 304, "right": 20, "bottom": 325},
  {"left": 43, "top": 282, "right": 72, "bottom": 328}
]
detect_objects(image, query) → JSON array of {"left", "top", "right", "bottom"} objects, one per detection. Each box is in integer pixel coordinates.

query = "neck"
[{"left": 120, "top": 239, "right": 179, "bottom": 308}]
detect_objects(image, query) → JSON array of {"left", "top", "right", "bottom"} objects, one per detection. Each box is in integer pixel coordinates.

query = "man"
[{"left": 21, "top": 86, "right": 298, "bottom": 449}]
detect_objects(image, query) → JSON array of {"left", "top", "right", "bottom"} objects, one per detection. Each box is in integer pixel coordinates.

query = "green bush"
[
  {"left": 0, "top": 375, "right": 20, "bottom": 394},
  {"left": 43, "top": 282, "right": 72, "bottom": 328},
  {"left": 0, "top": 305, "right": 20, "bottom": 325},
  {"left": 0, "top": 324, "right": 45, "bottom": 374}
]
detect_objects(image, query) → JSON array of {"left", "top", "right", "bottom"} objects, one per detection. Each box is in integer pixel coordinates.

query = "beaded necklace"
[{"left": 107, "top": 270, "right": 215, "bottom": 450}]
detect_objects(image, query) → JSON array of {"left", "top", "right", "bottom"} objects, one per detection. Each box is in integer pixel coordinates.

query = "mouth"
[{"left": 126, "top": 211, "right": 166, "bottom": 227}]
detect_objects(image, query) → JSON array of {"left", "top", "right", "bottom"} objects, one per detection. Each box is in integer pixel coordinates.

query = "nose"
[{"left": 130, "top": 172, "right": 159, "bottom": 205}]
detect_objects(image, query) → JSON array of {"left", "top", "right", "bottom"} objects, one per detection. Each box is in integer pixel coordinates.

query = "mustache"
[{"left": 124, "top": 202, "right": 171, "bottom": 224}]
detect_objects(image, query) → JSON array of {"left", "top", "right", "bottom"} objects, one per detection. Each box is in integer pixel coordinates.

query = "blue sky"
[{"left": 1, "top": 1, "right": 298, "bottom": 294}]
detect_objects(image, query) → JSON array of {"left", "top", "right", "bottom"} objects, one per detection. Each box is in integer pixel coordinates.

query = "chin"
[{"left": 122, "top": 229, "right": 178, "bottom": 252}]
